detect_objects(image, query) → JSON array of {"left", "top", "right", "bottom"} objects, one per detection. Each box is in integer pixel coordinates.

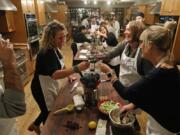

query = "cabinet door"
[
  {"left": 35, "top": 0, "right": 46, "bottom": 25},
  {"left": 27, "top": 0, "right": 35, "bottom": 13},
  {"left": 21, "top": 0, "right": 28, "bottom": 13},
  {"left": 0, "top": 11, "right": 16, "bottom": 32},
  {"left": 171, "top": 20, "right": 180, "bottom": 61},
  {"left": 160, "top": 0, "right": 180, "bottom": 15},
  {"left": 137, "top": 5, "right": 147, "bottom": 13},
  {"left": 21, "top": 0, "right": 35, "bottom": 13}
]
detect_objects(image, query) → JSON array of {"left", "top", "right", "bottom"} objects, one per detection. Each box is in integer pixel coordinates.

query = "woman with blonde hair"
[
  {"left": 28, "top": 20, "right": 89, "bottom": 134},
  {"left": 100, "top": 21, "right": 180, "bottom": 135}
]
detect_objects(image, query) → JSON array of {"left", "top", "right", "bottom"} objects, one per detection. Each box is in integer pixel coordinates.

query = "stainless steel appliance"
[
  {"left": 24, "top": 13, "right": 40, "bottom": 59},
  {"left": 159, "top": 16, "right": 179, "bottom": 23},
  {"left": 24, "top": 13, "right": 39, "bottom": 42}
]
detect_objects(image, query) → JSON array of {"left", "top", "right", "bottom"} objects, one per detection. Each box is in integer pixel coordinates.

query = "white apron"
[
  {"left": 119, "top": 45, "right": 141, "bottom": 87},
  {"left": 146, "top": 115, "right": 176, "bottom": 135},
  {"left": 39, "top": 49, "right": 65, "bottom": 111},
  {"left": 146, "top": 56, "right": 176, "bottom": 135},
  {"left": 0, "top": 118, "right": 18, "bottom": 135}
]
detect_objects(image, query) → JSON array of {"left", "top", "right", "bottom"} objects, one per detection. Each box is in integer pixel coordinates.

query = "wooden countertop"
[{"left": 41, "top": 74, "right": 138, "bottom": 135}]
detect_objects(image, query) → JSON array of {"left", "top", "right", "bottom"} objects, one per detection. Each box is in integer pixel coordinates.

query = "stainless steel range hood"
[{"left": 0, "top": 0, "right": 17, "bottom": 11}]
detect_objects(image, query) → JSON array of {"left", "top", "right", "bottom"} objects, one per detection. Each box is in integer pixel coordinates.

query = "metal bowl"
[{"left": 109, "top": 108, "right": 135, "bottom": 128}]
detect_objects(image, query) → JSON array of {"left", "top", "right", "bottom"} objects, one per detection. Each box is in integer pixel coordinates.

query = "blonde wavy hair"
[{"left": 40, "top": 20, "right": 66, "bottom": 51}]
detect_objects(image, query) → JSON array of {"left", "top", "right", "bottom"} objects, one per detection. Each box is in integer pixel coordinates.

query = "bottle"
[
  {"left": 89, "top": 56, "right": 95, "bottom": 72},
  {"left": 91, "top": 89, "right": 98, "bottom": 106}
]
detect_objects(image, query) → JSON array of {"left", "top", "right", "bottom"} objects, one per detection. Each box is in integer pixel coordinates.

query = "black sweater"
[{"left": 113, "top": 67, "right": 180, "bottom": 133}]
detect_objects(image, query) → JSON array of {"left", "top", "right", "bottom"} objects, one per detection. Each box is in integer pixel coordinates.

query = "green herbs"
[{"left": 99, "top": 100, "right": 119, "bottom": 114}]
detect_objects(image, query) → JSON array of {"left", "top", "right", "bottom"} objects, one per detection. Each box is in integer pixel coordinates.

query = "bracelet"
[{"left": 73, "top": 65, "right": 80, "bottom": 73}]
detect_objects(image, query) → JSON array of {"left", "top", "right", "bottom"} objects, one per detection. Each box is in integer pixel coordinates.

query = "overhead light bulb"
[
  {"left": 28, "top": 0, "right": 33, "bottom": 4},
  {"left": 94, "top": 0, "right": 97, "bottom": 5},
  {"left": 107, "top": 0, "right": 111, "bottom": 5},
  {"left": 84, "top": 0, "right": 87, "bottom": 5},
  {"left": 40, "top": 0, "right": 44, "bottom": 4}
]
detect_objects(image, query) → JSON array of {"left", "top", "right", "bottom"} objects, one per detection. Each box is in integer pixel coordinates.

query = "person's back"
[
  {"left": 132, "top": 66, "right": 180, "bottom": 132},
  {"left": 0, "top": 37, "right": 26, "bottom": 135}
]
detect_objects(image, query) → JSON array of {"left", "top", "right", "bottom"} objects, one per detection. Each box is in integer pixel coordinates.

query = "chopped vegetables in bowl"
[
  {"left": 98, "top": 100, "right": 122, "bottom": 115},
  {"left": 109, "top": 108, "right": 135, "bottom": 128}
]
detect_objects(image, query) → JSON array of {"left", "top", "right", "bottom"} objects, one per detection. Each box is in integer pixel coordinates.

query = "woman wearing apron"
[
  {"left": 99, "top": 20, "right": 153, "bottom": 131},
  {"left": 100, "top": 22, "right": 180, "bottom": 135},
  {"left": 28, "top": 20, "right": 89, "bottom": 135},
  {"left": 102, "top": 20, "right": 152, "bottom": 83}
]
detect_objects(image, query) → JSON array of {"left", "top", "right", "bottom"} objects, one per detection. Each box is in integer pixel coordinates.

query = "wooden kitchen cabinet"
[
  {"left": 171, "top": 20, "right": 180, "bottom": 62},
  {"left": 132, "top": 4, "right": 159, "bottom": 25},
  {"left": 27, "top": 0, "right": 35, "bottom": 13},
  {"left": 21, "top": 0, "right": 35, "bottom": 13},
  {"left": 50, "top": 3, "right": 68, "bottom": 26},
  {"left": 21, "top": 0, "right": 28, "bottom": 13},
  {"left": 160, "top": 0, "right": 180, "bottom": 15},
  {"left": 144, "top": 4, "right": 159, "bottom": 25},
  {"left": 34, "top": 0, "right": 46, "bottom": 25},
  {"left": 0, "top": 11, "right": 16, "bottom": 32},
  {"left": 137, "top": 4, "right": 147, "bottom": 13}
]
